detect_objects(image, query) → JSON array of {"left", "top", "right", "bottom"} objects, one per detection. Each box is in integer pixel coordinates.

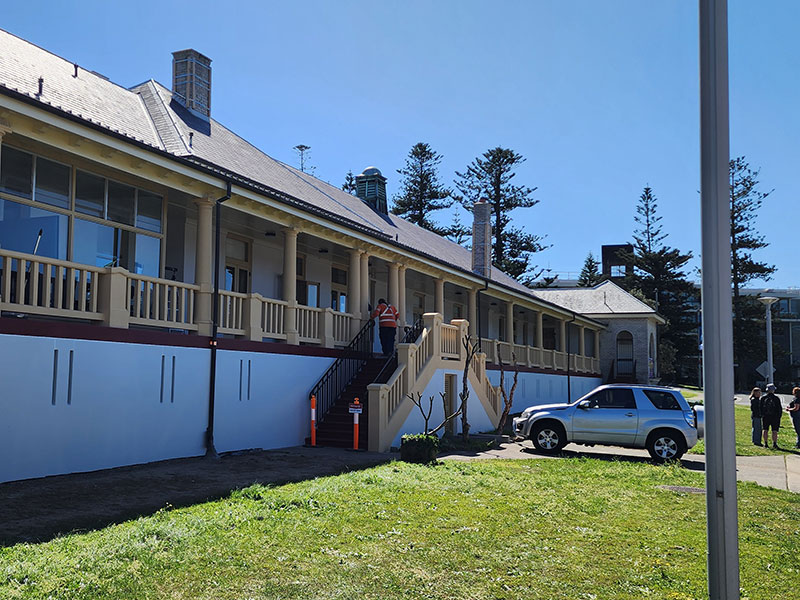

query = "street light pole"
[
  {"left": 758, "top": 296, "right": 779, "bottom": 384},
  {"left": 699, "top": 1, "right": 739, "bottom": 598}
]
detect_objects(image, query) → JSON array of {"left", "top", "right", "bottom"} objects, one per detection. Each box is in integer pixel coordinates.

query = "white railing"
[
  {"left": 497, "top": 341, "right": 512, "bottom": 364},
  {"left": 332, "top": 311, "right": 353, "bottom": 345},
  {"left": 296, "top": 305, "right": 322, "bottom": 343},
  {"left": 0, "top": 249, "right": 103, "bottom": 320},
  {"left": 260, "top": 297, "right": 287, "bottom": 339},
  {"left": 217, "top": 290, "right": 247, "bottom": 336},
  {"left": 440, "top": 323, "right": 459, "bottom": 358},
  {"left": 127, "top": 274, "right": 198, "bottom": 330},
  {"left": 482, "top": 338, "right": 599, "bottom": 374}
]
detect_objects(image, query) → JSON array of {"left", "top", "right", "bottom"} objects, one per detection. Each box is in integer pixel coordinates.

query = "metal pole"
[
  {"left": 765, "top": 303, "right": 774, "bottom": 384},
  {"left": 699, "top": 1, "right": 739, "bottom": 598}
]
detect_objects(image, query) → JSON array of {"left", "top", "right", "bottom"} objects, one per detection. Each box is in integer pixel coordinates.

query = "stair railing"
[
  {"left": 309, "top": 319, "right": 374, "bottom": 425},
  {"left": 373, "top": 319, "right": 424, "bottom": 385}
]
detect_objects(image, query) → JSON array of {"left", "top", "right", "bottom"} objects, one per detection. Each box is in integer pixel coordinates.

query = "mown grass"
[
  {"left": 2, "top": 459, "right": 799, "bottom": 600},
  {"left": 690, "top": 405, "right": 799, "bottom": 456}
]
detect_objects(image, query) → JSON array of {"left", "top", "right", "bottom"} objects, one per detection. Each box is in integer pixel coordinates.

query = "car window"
[
  {"left": 643, "top": 390, "right": 681, "bottom": 410},
  {"left": 585, "top": 391, "right": 605, "bottom": 408},
  {"left": 608, "top": 389, "right": 636, "bottom": 409}
]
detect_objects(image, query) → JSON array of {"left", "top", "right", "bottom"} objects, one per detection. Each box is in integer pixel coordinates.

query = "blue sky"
[{"left": 3, "top": 1, "right": 797, "bottom": 287}]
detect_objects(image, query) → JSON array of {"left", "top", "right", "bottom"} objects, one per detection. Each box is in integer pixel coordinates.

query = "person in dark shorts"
[
  {"left": 786, "top": 387, "right": 800, "bottom": 449},
  {"left": 749, "top": 387, "right": 763, "bottom": 446},
  {"left": 760, "top": 383, "right": 783, "bottom": 449}
]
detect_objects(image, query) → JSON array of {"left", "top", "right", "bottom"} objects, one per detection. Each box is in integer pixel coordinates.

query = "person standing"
[
  {"left": 371, "top": 298, "right": 399, "bottom": 357},
  {"left": 749, "top": 387, "right": 763, "bottom": 446},
  {"left": 786, "top": 387, "right": 800, "bottom": 449},
  {"left": 760, "top": 383, "right": 783, "bottom": 449}
]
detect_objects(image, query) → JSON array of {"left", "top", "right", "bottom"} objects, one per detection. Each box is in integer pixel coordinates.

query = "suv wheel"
[
  {"left": 647, "top": 429, "right": 686, "bottom": 461},
  {"left": 531, "top": 422, "right": 566, "bottom": 454}
]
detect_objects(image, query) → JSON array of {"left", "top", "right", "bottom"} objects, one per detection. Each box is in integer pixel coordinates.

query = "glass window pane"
[
  {"left": 73, "top": 218, "right": 115, "bottom": 268},
  {"left": 0, "top": 146, "right": 33, "bottom": 199},
  {"left": 307, "top": 283, "right": 319, "bottom": 308},
  {"left": 225, "top": 266, "right": 235, "bottom": 291},
  {"left": 136, "top": 190, "right": 162, "bottom": 233},
  {"left": 0, "top": 197, "right": 67, "bottom": 259},
  {"left": 115, "top": 228, "right": 135, "bottom": 272},
  {"left": 75, "top": 171, "right": 105, "bottom": 217},
  {"left": 339, "top": 293, "right": 347, "bottom": 313},
  {"left": 134, "top": 233, "right": 160, "bottom": 277},
  {"left": 34, "top": 157, "right": 70, "bottom": 209},
  {"left": 107, "top": 181, "right": 135, "bottom": 226}
]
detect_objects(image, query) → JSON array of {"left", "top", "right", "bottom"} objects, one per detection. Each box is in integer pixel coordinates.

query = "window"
[
  {"left": 34, "top": 157, "right": 70, "bottom": 209},
  {"left": 75, "top": 171, "right": 105, "bottom": 217},
  {"left": 643, "top": 390, "right": 680, "bottom": 410},
  {"left": 0, "top": 146, "right": 33, "bottom": 198},
  {"left": 587, "top": 388, "right": 636, "bottom": 409},
  {"left": 616, "top": 331, "right": 634, "bottom": 377},
  {"left": 107, "top": 180, "right": 136, "bottom": 226},
  {"left": 453, "top": 303, "right": 464, "bottom": 320},
  {"left": 225, "top": 236, "right": 250, "bottom": 294},
  {"left": 73, "top": 218, "right": 160, "bottom": 275},
  {"left": 498, "top": 317, "right": 506, "bottom": 342},
  {"left": 0, "top": 197, "right": 68, "bottom": 260},
  {"left": 610, "top": 265, "right": 625, "bottom": 278}
]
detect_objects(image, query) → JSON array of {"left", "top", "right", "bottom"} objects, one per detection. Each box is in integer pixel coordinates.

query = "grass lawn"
[
  {"left": 2, "top": 459, "right": 799, "bottom": 600},
  {"left": 689, "top": 405, "right": 799, "bottom": 457}
]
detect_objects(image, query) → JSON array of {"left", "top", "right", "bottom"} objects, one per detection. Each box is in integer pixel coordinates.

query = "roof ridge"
[
  {"left": 147, "top": 80, "right": 192, "bottom": 154},
  {"left": 133, "top": 82, "right": 167, "bottom": 152}
]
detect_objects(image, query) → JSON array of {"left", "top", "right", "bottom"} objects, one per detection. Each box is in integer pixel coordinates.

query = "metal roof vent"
[
  {"left": 172, "top": 49, "right": 211, "bottom": 121},
  {"left": 356, "top": 166, "right": 388, "bottom": 214}
]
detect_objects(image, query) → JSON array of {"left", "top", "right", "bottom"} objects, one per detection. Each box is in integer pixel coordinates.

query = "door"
[
  {"left": 571, "top": 388, "right": 639, "bottom": 444},
  {"left": 224, "top": 236, "right": 250, "bottom": 293}
]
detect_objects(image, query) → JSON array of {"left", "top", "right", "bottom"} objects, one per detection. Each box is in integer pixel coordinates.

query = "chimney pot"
[
  {"left": 472, "top": 200, "right": 492, "bottom": 279},
  {"left": 172, "top": 49, "right": 211, "bottom": 121}
]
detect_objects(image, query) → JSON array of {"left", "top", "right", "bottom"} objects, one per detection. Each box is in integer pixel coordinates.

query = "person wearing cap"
[
  {"left": 786, "top": 387, "right": 800, "bottom": 449},
  {"left": 371, "top": 298, "right": 399, "bottom": 357},
  {"left": 749, "top": 387, "right": 763, "bottom": 446},
  {"left": 759, "top": 383, "right": 783, "bottom": 449}
]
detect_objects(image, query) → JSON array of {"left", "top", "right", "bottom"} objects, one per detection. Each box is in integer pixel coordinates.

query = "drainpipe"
[
  {"left": 566, "top": 311, "right": 577, "bottom": 403},
  {"left": 206, "top": 181, "right": 232, "bottom": 457},
  {"left": 475, "top": 278, "right": 490, "bottom": 352}
]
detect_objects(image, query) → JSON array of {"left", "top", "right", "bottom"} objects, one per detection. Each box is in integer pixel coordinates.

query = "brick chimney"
[
  {"left": 172, "top": 49, "right": 211, "bottom": 121},
  {"left": 472, "top": 200, "right": 492, "bottom": 278}
]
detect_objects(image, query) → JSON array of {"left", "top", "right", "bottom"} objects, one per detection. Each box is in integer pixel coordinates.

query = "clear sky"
[{"left": 2, "top": 1, "right": 797, "bottom": 287}]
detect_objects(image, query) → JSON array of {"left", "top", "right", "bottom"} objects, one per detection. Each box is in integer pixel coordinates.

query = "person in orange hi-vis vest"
[{"left": 371, "top": 298, "right": 399, "bottom": 356}]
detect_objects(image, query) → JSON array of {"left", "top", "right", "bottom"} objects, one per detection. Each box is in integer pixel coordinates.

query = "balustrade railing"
[
  {"left": 217, "top": 290, "right": 247, "bottom": 335},
  {"left": 440, "top": 323, "right": 459, "bottom": 358},
  {"left": 127, "top": 274, "right": 198, "bottom": 330},
  {"left": 260, "top": 297, "right": 287, "bottom": 339},
  {"left": 0, "top": 250, "right": 103, "bottom": 320},
  {"left": 296, "top": 305, "right": 322, "bottom": 342},
  {"left": 332, "top": 311, "right": 353, "bottom": 345}
]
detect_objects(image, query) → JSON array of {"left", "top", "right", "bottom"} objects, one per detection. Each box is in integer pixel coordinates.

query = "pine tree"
[
  {"left": 342, "top": 170, "right": 357, "bottom": 195},
  {"left": 624, "top": 186, "right": 695, "bottom": 380},
  {"left": 729, "top": 156, "right": 777, "bottom": 388},
  {"left": 390, "top": 143, "right": 452, "bottom": 233},
  {"left": 577, "top": 253, "right": 603, "bottom": 287},
  {"left": 454, "top": 147, "right": 547, "bottom": 282},
  {"left": 445, "top": 210, "right": 471, "bottom": 248}
]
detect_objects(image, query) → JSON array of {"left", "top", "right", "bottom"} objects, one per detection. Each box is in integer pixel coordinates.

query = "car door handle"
[{"left": 625, "top": 412, "right": 635, "bottom": 417}]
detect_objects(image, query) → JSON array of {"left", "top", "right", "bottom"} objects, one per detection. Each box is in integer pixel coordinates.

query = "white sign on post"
[{"left": 755, "top": 361, "right": 775, "bottom": 380}]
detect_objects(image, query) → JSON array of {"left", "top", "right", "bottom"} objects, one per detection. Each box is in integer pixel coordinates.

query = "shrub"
[{"left": 400, "top": 434, "right": 440, "bottom": 464}]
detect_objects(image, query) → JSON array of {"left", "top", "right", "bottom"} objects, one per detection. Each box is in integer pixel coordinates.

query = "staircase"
[{"left": 313, "top": 357, "right": 386, "bottom": 448}]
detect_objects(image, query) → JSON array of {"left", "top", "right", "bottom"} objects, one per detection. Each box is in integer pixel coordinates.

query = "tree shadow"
[
  {"left": 0, "top": 446, "right": 393, "bottom": 547},
  {"left": 520, "top": 445, "right": 706, "bottom": 472}
]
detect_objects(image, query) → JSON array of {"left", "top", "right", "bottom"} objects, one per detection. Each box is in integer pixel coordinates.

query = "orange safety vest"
[{"left": 372, "top": 303, "right": 398, "bottom": 327}]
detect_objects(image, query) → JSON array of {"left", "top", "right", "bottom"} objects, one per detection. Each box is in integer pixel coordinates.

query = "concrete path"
[{"left": 440, "top": 440, "right": 800, "bottom": 494}]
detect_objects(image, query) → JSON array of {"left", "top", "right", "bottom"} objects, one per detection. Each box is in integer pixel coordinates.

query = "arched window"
[{"left": 616, "top": 331, "right": 634, "bottom": 378}]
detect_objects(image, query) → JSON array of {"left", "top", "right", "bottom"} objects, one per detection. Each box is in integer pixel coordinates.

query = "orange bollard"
[
  {"left": 310, "top": 394, "right": 316, "bottom": 447},
  {"left": 352, "top": 397, "right": 361, "bottom": 450}
]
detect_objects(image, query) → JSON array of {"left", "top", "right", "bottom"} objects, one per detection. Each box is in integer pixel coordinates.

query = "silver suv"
[{"left": 512, "top": 384, "right": 704, "bottom": 461}]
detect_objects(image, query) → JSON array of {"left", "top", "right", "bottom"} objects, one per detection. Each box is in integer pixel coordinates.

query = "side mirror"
[{"left": 578, "top": 400, "right": 591, "bottom": 410}]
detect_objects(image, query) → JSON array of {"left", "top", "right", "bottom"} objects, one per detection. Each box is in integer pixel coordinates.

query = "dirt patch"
[{"left": 0, "top": 446, "right": 393, "bottom": 546}]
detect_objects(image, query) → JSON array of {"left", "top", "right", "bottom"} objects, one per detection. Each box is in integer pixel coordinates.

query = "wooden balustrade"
[
  {"left": 217, "top": 290, "right": 246, "bottom": 335},
  {"left": 127, "top": 273, "right": 198, "bottom": 330},
  {"left": 440, "top": 323, "right": 459, "bottom": 358},
  {"left": 260, "top": 297, "right": 287, "bottom": 339},
  {"left": 296, "top": 305, "right": 322, "bottom": 343},
  {"left": 332, "top": 311, "right": 353, "bottom": 345},
  {"left": 0, "top": 249, "right": 103, "bottom": 320},
  {"left": 497, "top": 341, "right": 512, "bottom": 364}
]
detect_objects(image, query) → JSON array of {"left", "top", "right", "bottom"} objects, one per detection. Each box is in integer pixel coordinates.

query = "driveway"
[{"left": 440, "top": 440, "right": 800, "bottom": 494}]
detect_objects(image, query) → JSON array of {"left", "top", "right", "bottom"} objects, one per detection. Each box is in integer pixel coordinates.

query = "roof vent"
[
  {"left": 356, "top": 166, "right": 387, "bottom": 214},
  {"left": 471, "top": 200, "right": 492, "bottom": 279},
  {"left": 172, "top": 49, "right": 211, "bottom": 121}
]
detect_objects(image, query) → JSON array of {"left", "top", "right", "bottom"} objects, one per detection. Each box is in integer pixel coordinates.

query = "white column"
[
  {"left": 579, "top": 325, "right": 586, "bottom": 356},
  {"left": 397, "top": 265, "right": 407, "bottom": 328},
  {"left": 282, "top": 227, "right": 299, "bottom": 344},
  {"left": 594, "top": 329, "right": 600, "bottom": 358},
  {"left": 194, "top": 197, "right": 214, "bottom": 336},
  {"left": 434, "top": 278, "right": 444, "bottom": 317},
  {"left": 388, "top": 263, "right": 399, "bottom": 311},
  {"left": 360, "top": 252, "right": 370, "bottom": 319},
  {"left": 467, "top": 288, "right": 477, "bottom": 338},
  {"left": 348, "top": 249, "right": 362, "bottom": 337},
  {"left": 559, "top": 319, "right": 566, "bottom": 353},
  {"left": 536, "top": 311, "right": 544, "bottom": 348},
  {"left": 506, "top": 302, "right": 514, "bottom": 345}
]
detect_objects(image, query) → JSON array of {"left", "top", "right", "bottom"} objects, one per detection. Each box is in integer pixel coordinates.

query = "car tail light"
[{"left": 684, "top": 410, "right": 695, "bottom": 427}]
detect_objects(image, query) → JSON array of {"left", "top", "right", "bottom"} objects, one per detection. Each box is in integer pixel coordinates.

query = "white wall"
[
  {"left": 213, "top": 350, "right": 333, "bottom": 452},
  {"left": 487, "top": 370, "right": 602, "bottom": 414},
  {"left": 0, "top": 334, "right": 208, "bottom": 483},
  {"left": 0, "top": 334, "right": 335, "bottom": 483}
]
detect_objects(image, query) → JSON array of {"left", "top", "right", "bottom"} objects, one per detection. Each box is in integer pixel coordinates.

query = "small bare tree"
[
  {"left": 496, "top": 352, "right": 519, "bottom": 433},
  {"left": 407, "top": 391, "right": 462, "bottom": 435},
  {"left": 460, "top": 334, "right": 481, "bottom": 442}
]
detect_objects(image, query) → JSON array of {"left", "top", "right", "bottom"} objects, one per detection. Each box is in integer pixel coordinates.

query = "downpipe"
[{"left": 206, "top": 181, "right": 232, "bottom": 457}]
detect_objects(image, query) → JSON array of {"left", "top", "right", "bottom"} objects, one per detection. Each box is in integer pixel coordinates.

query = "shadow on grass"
[
  {"left": 0, "top": 446, "right": 393, "bottom": 548},
  {"left": 520, "top": 445, "right": 706, "bottom": 472}
]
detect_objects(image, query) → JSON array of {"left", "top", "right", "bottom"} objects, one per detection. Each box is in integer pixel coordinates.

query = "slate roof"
[
  {"left": 0, "top": 29, "right": 576, "bottom": 313},
  {"left": 531, "top": 281, "right": 664, "bottom": 321}
]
